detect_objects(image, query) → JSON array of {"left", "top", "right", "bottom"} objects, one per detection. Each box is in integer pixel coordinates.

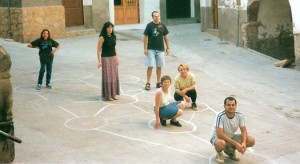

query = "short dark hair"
[
  {"left": 161, "top": 75, "right": 171, "bottom": 84},
  {"left": 152, "top": 11, "right": 159, "bottom": 17},
  {"left": 224, "top": 96, "right": 237, "bottom": 105}
]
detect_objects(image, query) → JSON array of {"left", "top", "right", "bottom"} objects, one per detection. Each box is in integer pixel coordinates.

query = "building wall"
[
  {"left": 0, "top": 0, "right": 64, "bottom": 43},
  {"left": 200, "top": 0, "right": 213, "bottom": 31},
  {"left": 295, "top": 33, "right": 300, "bottom": 60},
  {"left": 83, "top": 0, "right": 93, "bottom": 28},
  {"left": 92, "top": 0, "right": 109, "bottom": 32},
  {"left": 0, "top": 0, "right": 61, "bottom": 7},
  {"left": 201, "top": 0, "right": 299, "bottom": 61},
  {"left": 200, "top": 6, "right": 212, "bottom": 31},
  {"left": 140, "top": 0, "right": 160, "bottom": 24},
  {"left": 218, "top": 8, "right": 247, "bottom": 46},
  {"left": 22, "top": 6, "right": 65, "bottom": 43},
  {"left": 256, "top": 0, "right": 293, "bottom": 60},
  {"left": 289, "top": 0, "right": 300, "bottom": 59},
  {"left": 194, "top": 0, "right": 201, "bottom": 23},
  {"left": 218, "top": 0, "right": 248, "bottom": 46}
]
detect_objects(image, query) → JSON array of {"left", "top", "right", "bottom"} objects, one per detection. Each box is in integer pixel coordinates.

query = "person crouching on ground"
[
  {"left": 154, "top": 75, "right": 185, "bottom": 129},
  {"left": 210, "top": 96, "right": 255, "bottom": 163},
  {"left": 174, "top": 64, "right": 198, "bottom": 110}
]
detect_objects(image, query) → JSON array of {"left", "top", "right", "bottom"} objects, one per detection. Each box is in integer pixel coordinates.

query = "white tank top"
[{"left": 155, "top": 87, "right": 173, "bottom": 107}]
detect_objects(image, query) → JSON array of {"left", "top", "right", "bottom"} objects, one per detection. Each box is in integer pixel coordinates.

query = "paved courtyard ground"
[{"left": 1, "top": 23, "right": 300, "bottom": 163}]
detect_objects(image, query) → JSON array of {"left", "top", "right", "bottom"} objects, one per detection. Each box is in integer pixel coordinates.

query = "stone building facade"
[
  {"left": 200, "top": 0, "right": 300, "bottom": 62},
  {"left": 0, "top": 0, "right": 65, "bottom": 43},
  {"left": 0, "top": 0, "right": 200, "bottom": 43}
]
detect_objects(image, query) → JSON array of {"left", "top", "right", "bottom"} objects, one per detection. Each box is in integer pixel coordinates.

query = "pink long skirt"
[{"left": 101, "top": 56, "right": 120, "bottom": 99}]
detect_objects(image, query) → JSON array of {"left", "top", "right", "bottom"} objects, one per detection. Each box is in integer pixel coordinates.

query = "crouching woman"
[{"left": 154, "top": 75, "right": 185, "bottom": 129}]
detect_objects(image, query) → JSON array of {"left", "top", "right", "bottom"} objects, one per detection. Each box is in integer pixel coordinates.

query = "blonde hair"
[{"left": 178, "top": 64, "right": 189, "bottom": 72}]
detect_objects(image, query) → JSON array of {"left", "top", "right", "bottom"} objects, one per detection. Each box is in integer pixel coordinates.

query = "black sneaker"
[
  {"left": 160, "top": 118, "right": 167, "bottom": 126},
  {"left": 156, "top": 83, "right": 161, "bottom": 88},
  {"left": 170, "top": 120, "right": 182, "bottom": 127},
  {"left": 192, "top": 102, "right": 197, "bottom": 110}
]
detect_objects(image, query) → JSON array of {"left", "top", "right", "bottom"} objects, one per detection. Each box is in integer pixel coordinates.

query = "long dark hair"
[
  {"left": 99, "top": 22, "right": 115, "bottom": 38},
  {"left": 40, "top": 29, "right": 51, "bottom": 40}
]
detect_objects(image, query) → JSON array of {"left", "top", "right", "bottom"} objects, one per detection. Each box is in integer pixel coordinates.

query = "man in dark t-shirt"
[{"left": 143, "top": 11, "right": 170, "bottom": 91}]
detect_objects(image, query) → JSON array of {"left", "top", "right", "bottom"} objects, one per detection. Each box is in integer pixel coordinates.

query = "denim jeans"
[{"left": 38, "top": 59, "right": 53, "bottom": 85}]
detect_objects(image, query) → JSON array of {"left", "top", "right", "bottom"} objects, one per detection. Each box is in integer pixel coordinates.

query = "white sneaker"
[
  {"left": 216, "top": 152, "right": 224, "bottom": 164},
  {"left": 36, "top": 84, "right": 42, "bottom": 90}
]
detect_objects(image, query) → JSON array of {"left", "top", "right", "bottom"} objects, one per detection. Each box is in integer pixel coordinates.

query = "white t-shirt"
[{"left": 210, "top": 110, "right": 245, "bottom": 139}]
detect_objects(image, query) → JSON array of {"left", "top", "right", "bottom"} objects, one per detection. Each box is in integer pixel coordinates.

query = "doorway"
[
  {"left": 166, "top": 0, "right": 191, "bottom": 19},
  {"left": 62, "top": 0, "right": 84, "bottom": 26},
  {"left": 114, "top": 0, "right": 139, "bottom": 25}
]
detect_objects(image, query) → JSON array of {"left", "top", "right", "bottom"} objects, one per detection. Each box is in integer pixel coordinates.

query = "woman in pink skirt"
[{"left": 97, "top": 22, "right": 120, "bottom": 101}]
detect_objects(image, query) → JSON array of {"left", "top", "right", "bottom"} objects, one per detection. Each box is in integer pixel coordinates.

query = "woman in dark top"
[
  {"left": 97, "top": 22, "right": 120, "bottom": 101},
  {"left": 27, "top": 29, "right": 60, "bottom": 90}
]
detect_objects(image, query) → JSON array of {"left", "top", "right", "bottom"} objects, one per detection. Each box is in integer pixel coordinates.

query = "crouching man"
[{"left": 210, "top": 96, "right": 255, "bottom": 163}]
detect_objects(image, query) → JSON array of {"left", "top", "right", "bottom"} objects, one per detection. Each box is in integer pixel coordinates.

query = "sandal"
[{"left": 145, "top": 83, "right": 150, "bottom": 90}]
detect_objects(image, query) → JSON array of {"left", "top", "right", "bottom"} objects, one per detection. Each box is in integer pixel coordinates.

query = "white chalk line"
[
  {"left": 14, "top": 73, "right": 273, "bottom": 162},
  {"left": 98, "top": 128, "right": 208, "bottom": 159}
]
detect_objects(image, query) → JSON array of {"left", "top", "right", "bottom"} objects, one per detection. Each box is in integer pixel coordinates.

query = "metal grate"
[{"left": 127, "top": 0, "right": 136, "bottom": 6}]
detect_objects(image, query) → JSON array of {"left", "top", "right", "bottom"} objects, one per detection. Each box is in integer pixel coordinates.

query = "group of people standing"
[
  {"left": 143, "top": 11, "right": 198, "bottom": 129},
  {"left": 27, "top": 10, "right": 255, "bottom": 164}
]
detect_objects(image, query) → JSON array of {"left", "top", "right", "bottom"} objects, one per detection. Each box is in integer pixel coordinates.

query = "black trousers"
[{"left": 174, "top": 89, "right": 197, "bottom": 103}]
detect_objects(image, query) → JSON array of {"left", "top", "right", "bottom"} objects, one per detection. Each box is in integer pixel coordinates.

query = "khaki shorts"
[{"left": 210, "top": 134, "right": 242, "bottom": 154}]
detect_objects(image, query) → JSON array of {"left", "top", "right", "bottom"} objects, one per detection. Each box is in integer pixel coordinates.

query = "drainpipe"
[
  {"left": 236, "top": 7, "right": 240, "bottom": 47},
  {"left": 7, "top": 0, "right": 13, "bottom": 38},
  {"left": 236, "top": 0, "right": 241, "bottom": 47}
]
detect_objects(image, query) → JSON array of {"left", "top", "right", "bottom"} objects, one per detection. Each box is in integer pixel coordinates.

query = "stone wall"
[
  {"left": 0, "top": 7, "right": 11, "bottom": 39},
  {"left": 295, "top": 33, "right": 300, "bottom": 60},
  {"left": 0, "top": 5, "right": 65, "bottom": 43},
  {"left": 241, "top": 21, "right": 259, "bottom": 50},
  {"left": 22, "top": 6, "right": 65, "bottom": 43},
  {"left": 256, "top": 0, "right": 294, "bottom": 60},
  {"left": 0, "top": 0, "right": 61, "bottom": 7}
]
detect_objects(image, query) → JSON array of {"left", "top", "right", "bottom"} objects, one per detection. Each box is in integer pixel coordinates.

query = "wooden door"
[
  {"left": 62, "top": 0, "right": 84, "bottom": 26},
  {"left": 114, "top": 0, "right": 139, "bottom": 25}
]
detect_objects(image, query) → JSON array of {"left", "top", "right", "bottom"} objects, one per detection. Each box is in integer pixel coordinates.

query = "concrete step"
[{"left": 165, "top": 18, "right": 198, "bottom": 25}]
